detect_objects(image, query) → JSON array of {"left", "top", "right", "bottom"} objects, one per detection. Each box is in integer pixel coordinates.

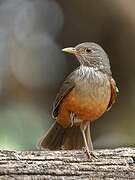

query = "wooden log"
[{"left": 0, "top": 147, "right": 134, "bottom": 179}]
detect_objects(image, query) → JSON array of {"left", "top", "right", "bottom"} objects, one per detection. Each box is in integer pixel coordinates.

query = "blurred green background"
[{"left": 0, "top": 0, "right": 134, "bottom": 150}]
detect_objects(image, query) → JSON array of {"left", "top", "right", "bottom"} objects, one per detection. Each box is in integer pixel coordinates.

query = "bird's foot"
[
  {"left": 82, "top": 147, "right": 98, "bottom": 160},
  {"left": 70, "top": 112, "right": 75, "bottom": 127}
]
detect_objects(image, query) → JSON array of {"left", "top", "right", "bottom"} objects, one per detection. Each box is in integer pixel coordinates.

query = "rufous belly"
[{"left": 57, "top": 85, "right": 111, "bottom": 128}]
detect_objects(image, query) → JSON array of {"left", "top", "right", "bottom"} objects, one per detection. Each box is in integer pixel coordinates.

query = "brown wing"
[
  {"left": 52, "top": 69, "right": 78, "bottom": 119},
  {"left": 107, "top": 77, "right": 119, "bottom": 111}
]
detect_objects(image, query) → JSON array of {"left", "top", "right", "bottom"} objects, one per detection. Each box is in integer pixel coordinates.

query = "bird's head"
[{"left": 62, "top": 42, "right": 111, "bottom": 74}]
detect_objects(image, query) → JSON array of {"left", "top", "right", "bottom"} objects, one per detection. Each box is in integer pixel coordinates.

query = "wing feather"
[
  {"left": 52, "top": 70, "right": 78, "bottom": 118},
  {"left": 107, "top": 77, "right": 119, "bottom": 111}
]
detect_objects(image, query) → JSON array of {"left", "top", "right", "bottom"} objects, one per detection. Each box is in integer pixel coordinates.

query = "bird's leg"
[
  {"left": 70, "top": 112, "right": 75, "bottom": 127},
  {"left": 80, "top": 123, "right": 90, "bottom": 158},
  {"left": 80, "top": 122, "right": 97, "bottom": 159},
  {"left": 86, "top": 123, "right": 98, "bottom": 159},
  {"left": 86, "top": 123, "right": 93, "bottom": 151}
]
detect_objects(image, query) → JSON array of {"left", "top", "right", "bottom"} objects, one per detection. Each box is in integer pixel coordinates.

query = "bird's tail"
[{"left": 38, "top": 121, "right": 85, "bottom": 150}]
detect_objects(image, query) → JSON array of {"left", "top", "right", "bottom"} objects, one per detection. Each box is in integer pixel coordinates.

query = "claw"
[
  {"left": 90, "top": 151, "right": 98, "bottom": 159},
  {"left": 83, "top": 147, "right": 98, "bottom": 159}
]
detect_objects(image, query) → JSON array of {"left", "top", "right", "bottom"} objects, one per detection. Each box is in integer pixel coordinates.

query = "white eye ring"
[{"left": 85, "top": 48, "right": 92, "bottom": 53}]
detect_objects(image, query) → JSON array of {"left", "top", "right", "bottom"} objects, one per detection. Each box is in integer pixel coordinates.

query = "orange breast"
[{"left": 57, "top": 86, "right": 111, "bottom": 127}]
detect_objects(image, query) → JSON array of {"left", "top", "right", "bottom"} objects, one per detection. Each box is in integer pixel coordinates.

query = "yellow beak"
[{"left": 62, "top": 47, "right": 76, "bottom": 54}]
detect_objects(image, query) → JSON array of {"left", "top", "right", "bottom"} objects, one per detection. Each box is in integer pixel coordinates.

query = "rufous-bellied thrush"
[{"left": 39, "top": 42, "right": 118, "bottom": 158}]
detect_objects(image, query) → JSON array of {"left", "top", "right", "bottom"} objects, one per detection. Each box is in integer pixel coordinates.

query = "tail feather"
[
  {"left": 38, "top": 122, "right": 65, "bottom": 150},
  {"left": 62, "top": 127, "right": 84, "bottom": 149},
  {"left": 38, "top": 121, "right": 85, "bottom": 150}
]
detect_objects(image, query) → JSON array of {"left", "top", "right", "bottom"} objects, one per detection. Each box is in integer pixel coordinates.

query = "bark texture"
[{"left": 0, "top": 147, "right": 134, "bottom": 179}]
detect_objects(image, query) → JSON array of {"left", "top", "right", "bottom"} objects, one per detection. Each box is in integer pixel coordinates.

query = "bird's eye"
[{"left": 85, "top": 48, "right": 92, "bottom": 53}]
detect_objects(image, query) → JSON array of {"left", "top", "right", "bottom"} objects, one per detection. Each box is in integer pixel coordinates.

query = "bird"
[{"left": 39, "top": 42, "right": 119, "bottom": 158}]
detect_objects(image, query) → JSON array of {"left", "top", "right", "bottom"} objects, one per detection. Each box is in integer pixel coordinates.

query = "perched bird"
[{"left": 39, "top": 42, "right": 118, "bottom": 158}]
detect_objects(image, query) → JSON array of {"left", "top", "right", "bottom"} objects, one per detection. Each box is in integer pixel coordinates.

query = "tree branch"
[{"left": 0, "top": 147, "right": 134, "bottom": 179}]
